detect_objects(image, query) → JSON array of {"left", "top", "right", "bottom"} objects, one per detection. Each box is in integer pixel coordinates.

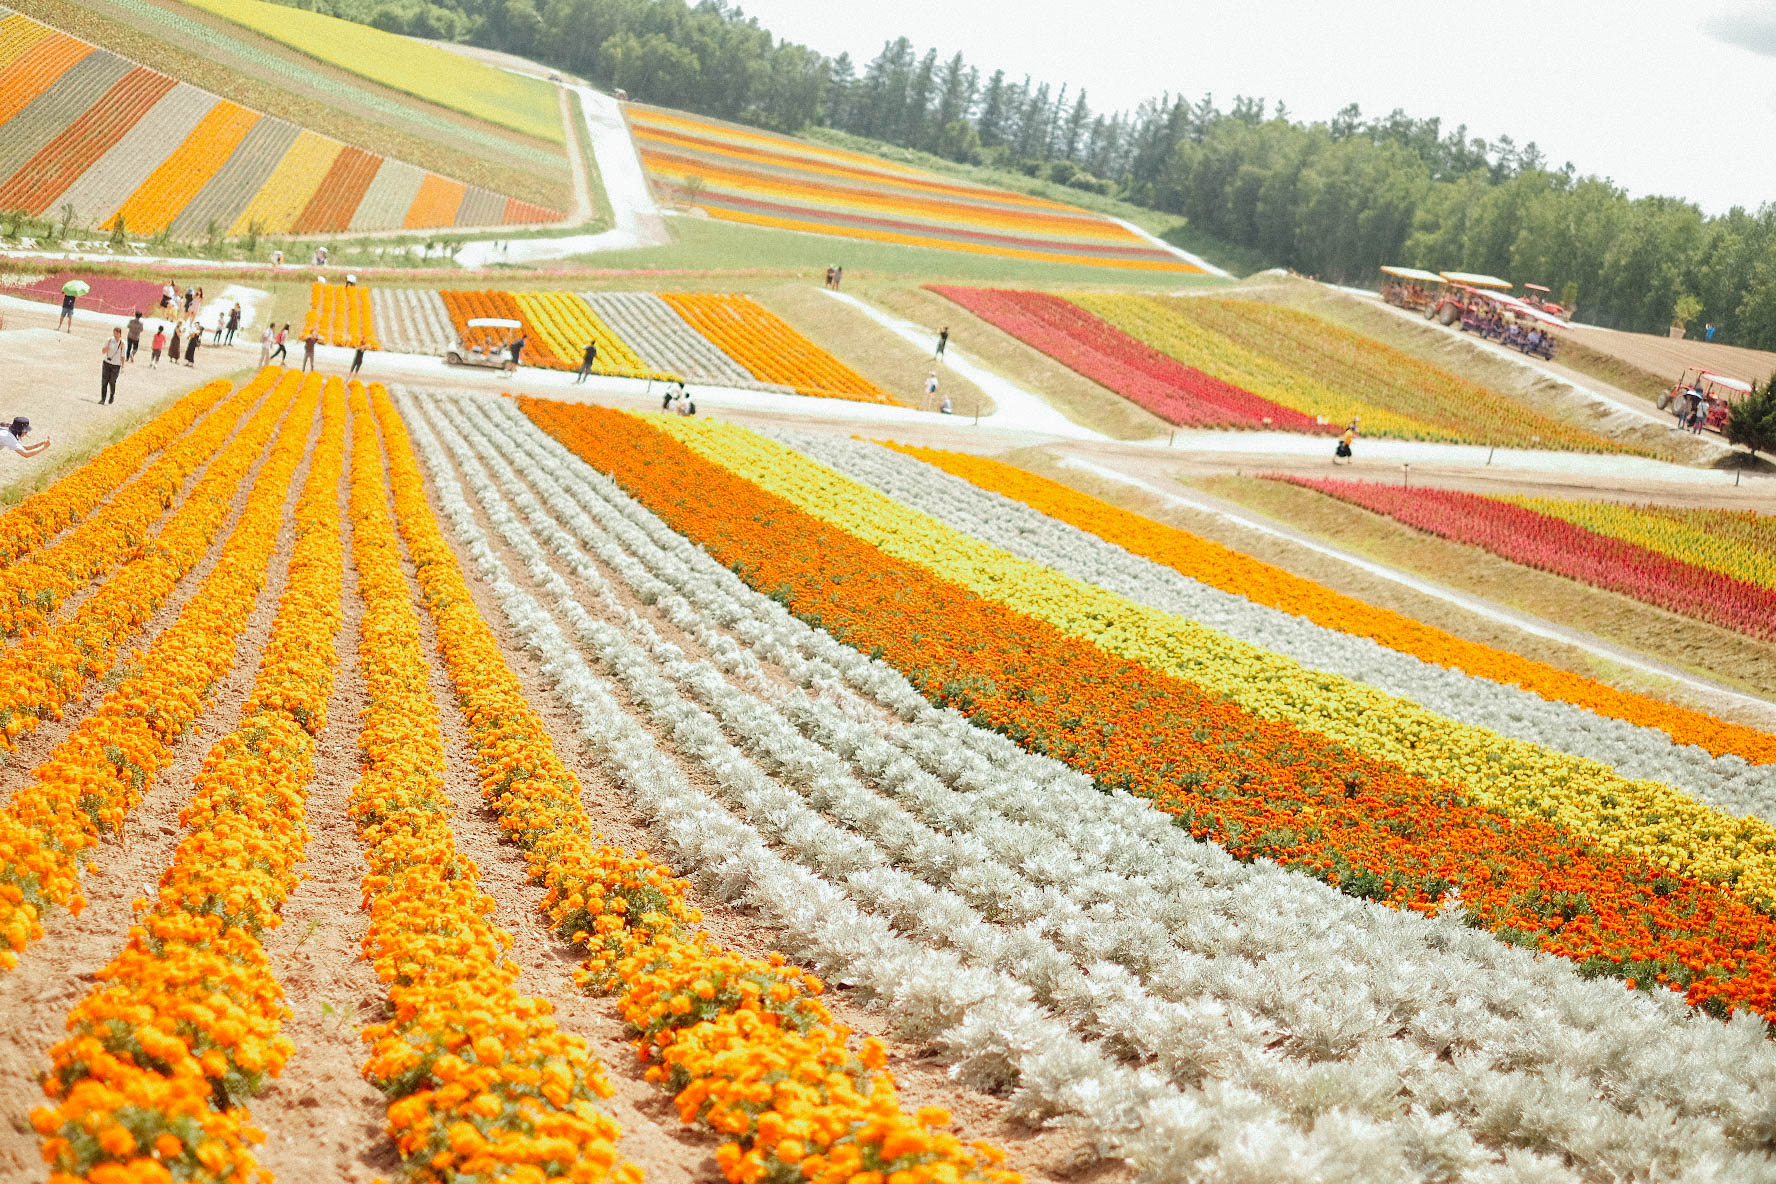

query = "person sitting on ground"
[{"left": 0, "top": 417, "right": 51, "bottom": 459}]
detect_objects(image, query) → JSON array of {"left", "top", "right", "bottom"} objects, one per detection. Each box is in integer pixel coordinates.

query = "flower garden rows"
[
  {"left": 627, "top": 104, "right": 1200, "bottom": 273},
  {"left": 932, "top": 285, "right": 1628, "bottom": 451},
  {"left": 419, "top": 388, "right": 1776, "bottom": 1179},
  {"left": 0, "top": 8, "right": 561, "bottom": 235},
  {"left": 1280, "top": 476, "right": 1776, "bottom": 641},
  {"left": 426, "top": 286, "right": 894, "bottom": 401},
  {"left": 1508, "top": 495, "right": 1776, "bottom": 591},
  {"left": 523, "top": 403, "right": 1776, "bottom": 1023}
]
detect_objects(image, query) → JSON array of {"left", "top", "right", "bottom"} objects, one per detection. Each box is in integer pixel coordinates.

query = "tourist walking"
[
  {"left": 100, "top": 328, "right": 125, "bottom": 404},
  {"left": 225, "top": 304, "right": 240, "bottom": 345},
  {"left": 57, "top": 289, "right": 76, "bottom": 332},
  {"left": 506, "top": 333, "right": 526, "bottom": 373},
  {"left": 125, "top": 312, "right": 144, "bottom": 361},
  {"left": 832, "top": 265, "right": 843, "bottom": 288},
  {"left": 270, "top": 324, "right": 289, "bottom": 364},
  {"left": 184, "top": 323, "right": 202, "bottom": 368},
  {"left": 1334, "top": 419, "right": 1358, "bottom": 463},
  {"left": 301, "top": 328, "right": 319, "bottom": 372},
  {"left": 150, "top": 325, "right": 166, "bottom": 367},
  {"left": 350, "top": 341, "right": 366, "bottom": 375},
  {"left": 576, "top": 341, "right": 597, "bottom": 383},
  {"left": 935, "top": 326, "right": 949, "bottom": 358},
  {"left": 167, "top": 322, "right": 183, "bottom": 365},
  {"left": 0, "top": 417, "right": 51, "bottom": 459},
  {"left": 182, "top": 287, "right": 195, "bottom": 314},
  {"left": 159, "top": 281, "right": 175, "bottom": 311}
]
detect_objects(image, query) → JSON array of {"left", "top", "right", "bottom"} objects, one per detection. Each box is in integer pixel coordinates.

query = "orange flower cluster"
[
  {"left": 438, "top": 289, "right": 559, "bottom": 364},
  {"left": 0, "top": 371, "right": 294, "bottom": 753},
  {"left": 0, "top": 377, "right": 230, "bottom": 568},
  {"left": 0, "top": 380, "right": 256, "bottom": 639},
  {"left": 0, "top": 369, "right": 312, "bottom": 973},
  {"left": 345, "top": 384, "right": 635, "bottom": 1184},
  {"left": 376, "top": 390, "right": 1018, "bottom": 1184},
  {"left": 888, "top": 444, "right": 1776, "bottom": 766},
  {"left": 659, "top": 292, "right": 895, "bottom": 403},
  {"left": 30, "top": 376, "right": 346, "bottom": 1184},
  {"left": 302, "top": 281, "right": 378, "bottom": 349},
  {"left": 533, "top": 400, "right": 1776, "bottom": 1021}
]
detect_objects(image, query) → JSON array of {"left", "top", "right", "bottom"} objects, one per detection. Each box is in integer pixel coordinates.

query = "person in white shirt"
[
  {"left": 0, "top": 417, "right": 51, "bottom": 458},
  {"left": 100, "top": 328, "right": 125, "bottom": 404}
]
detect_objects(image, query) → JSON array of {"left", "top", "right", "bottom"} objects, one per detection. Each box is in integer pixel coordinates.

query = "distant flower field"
[
  {"left": 627, "top": 104, "right": 1201, "bottom": 273},
  {"left": 0, "top": 8, "right": 563, "bottom": 235},
  {"left": 175, "top": 0, "right": 564, "bottom": 145}
]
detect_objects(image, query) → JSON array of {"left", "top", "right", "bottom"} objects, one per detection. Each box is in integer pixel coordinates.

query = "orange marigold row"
[
  {"left": 345, "top": 383, "right": 634, "bottom": 1184},
  {"left": 374, "top": 387, "right": 1018, "bottom": 1184},
  {"left": 0, "top": 376, "right": 231, "bottom": 570},
  {"left": 0, "top": 369, "right": 313, "bottom": 972},
  {"left": 0, "top": 378, "right": 255, "bottom": 639},
  {"left": 30, "top": 375, "right": 347, "bottom": 1184}
]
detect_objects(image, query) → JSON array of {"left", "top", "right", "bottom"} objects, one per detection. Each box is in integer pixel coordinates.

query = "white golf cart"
[{"left": 446, "top": 316, "right": 522, "bottom": 369}]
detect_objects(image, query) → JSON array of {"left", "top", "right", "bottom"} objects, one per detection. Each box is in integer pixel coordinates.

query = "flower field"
[
  {"left": 1507, "top": 497, "right": 1776, "bottom": 590},
  {"left": 627, "top": 104, "right": 1200, "bottom": 273},
  {"left": 425, "top": 286, "right": 890, "bottom": 400},
  {"left": 1280, "top": 476, "right": 1776, "bottom": 641},
  {"left": 11, "top": 356, "right": 1776, "bottom": 1182},
  {"left": 301, "top": 281, "right": 377, "bottom": 349},
  {"left": 0, "top": 8, "right": 563, "bottom": 234},
  {"left": 931, "top": 285, "right": 1332, "bottom": 430}
]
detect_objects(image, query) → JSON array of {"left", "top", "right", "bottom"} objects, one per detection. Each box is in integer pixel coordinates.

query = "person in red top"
[{"left": 149, "top": 325, "right": 167, "bottom": 367}]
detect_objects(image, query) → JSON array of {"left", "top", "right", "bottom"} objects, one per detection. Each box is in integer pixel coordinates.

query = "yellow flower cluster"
[
  {"left": 0, "top": 371, "right": 292, "bottom": 752},
  {"left": 0, "top": 369, "right": 314, "bottom": 972},
  {"left": 0, "top": 380, "right": 255, "bottom": 639},
  {"left": 657, "top": 417, "right": 1776, "bottom": 907},
  {"left": 373, "top": 390, "right": 1019, "bottom": 1184},
  {"left": 0, "top": 378, "right": 231, "bottom": 569},
  {"left": 346, "top": 384, "right": 636, "bottom": 1184},
  {"left": 510, "top": 291, "right": 672, "bottom": 380},
  {"left": 30, "top": 376, "right": 347, "bottom": 1184}
]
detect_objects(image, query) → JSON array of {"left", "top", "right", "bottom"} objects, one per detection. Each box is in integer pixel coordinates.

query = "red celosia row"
[
  {"left": 1278, "top": 476, "right": 1776, "bottom": 641},
  {"left": 929, "top": 286, "right": 1332, "bottom": 431},
  {"left": 526, "top": 398, "right": 1776, "bottom": 1021}
]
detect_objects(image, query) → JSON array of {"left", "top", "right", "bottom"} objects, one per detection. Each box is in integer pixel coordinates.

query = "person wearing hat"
[{"left": 1, "top": 417, "right": 52, "bottom": 459}]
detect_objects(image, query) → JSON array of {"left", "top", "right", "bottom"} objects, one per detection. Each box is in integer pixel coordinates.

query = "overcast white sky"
[{"left": 737, "top": 0, "right": 1776, "bottom": 215}]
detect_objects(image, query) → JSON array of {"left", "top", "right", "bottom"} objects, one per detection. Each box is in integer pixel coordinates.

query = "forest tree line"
[{"left": 285, "top": 0, "right": 1776, "bottom": 345}]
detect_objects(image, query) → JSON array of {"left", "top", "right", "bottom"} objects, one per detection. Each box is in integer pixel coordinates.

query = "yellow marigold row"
[
  {"left": 374, "top": 388, "right": 1020, "bottom": 1184},
  {"left": 0, "top": 369, "right": 317, "bottom": 973},
  {"left": 656, "top": 418, "right": 1776, "bottom": 908},
  {"left": 345, "top": 384, "right": 634, "bottom": 1184},
  {"left": 0, "top": 377, "right": 231, "bottom": 570},
  {"left": 30, "top": 376, "right": 347, "bottom": 1184},
  {"left": 0, "top": 379, "right": 257, "bottom": 638},
  {"left": 0, "top": 370, "right": 294, "bottom": 751}
]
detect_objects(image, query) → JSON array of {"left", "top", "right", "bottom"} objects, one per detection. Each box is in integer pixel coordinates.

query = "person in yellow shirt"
[{"left": 1334, "top": 419, "right": 1358, "bottom": 464}]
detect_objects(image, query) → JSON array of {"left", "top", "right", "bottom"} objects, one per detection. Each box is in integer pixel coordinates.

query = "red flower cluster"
[
  {"left": 1281, "top": 477, "right": 1776, "bottom": 641},
  {"left": 928, "top": 286, "right": 1332, "bottom": 431}
]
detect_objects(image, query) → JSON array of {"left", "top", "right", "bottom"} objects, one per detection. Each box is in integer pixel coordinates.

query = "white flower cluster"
[
  {"left": 397, "top": 388, "right": 1776, "bottom": 1182},
  {"left": 770, "top": 430, "right": 1776, "bottom": 825}
]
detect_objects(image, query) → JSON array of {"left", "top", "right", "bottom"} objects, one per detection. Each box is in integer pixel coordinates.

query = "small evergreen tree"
[{"left": 1725, "top": 376, "right": 1776, "bottom": 458}]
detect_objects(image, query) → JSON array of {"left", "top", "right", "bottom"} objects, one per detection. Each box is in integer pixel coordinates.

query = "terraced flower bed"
[{"left": 0, "top": 8, "right": 563, "bottom": 233}]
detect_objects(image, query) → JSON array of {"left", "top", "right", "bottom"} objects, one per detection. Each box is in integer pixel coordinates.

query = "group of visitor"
[{"left": 1673, "top": 385, "right": 1717, "bottom": 433}]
